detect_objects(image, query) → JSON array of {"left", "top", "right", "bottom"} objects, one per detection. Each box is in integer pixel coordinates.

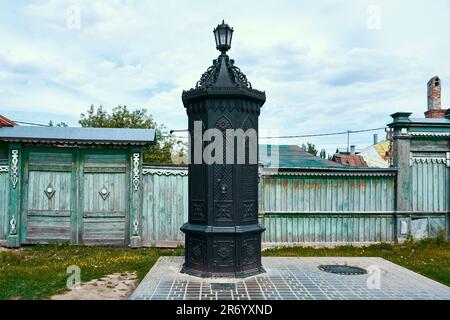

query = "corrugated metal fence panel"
[
  {"left": 0, "top": 172, "right": 8, "bottom": 240},
  {"left": 261, "top": 175, "right": 395, "bottom": 213},
  {"left": 411, "top": 161, "right": 449, "bottom": 212},
  {"left": 259, "top": 215, "right": 394, "bottom": 243},
  {"left": 142, "top": 171, "right": 188, "bottom": 246}
]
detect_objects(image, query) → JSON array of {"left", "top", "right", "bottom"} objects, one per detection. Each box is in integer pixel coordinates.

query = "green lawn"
[
  {"left": 0, "top": 237, "right": 448, "bottom": 300},
  {"left": 0, "top": 245, "right": 183, "bottom": 300}
]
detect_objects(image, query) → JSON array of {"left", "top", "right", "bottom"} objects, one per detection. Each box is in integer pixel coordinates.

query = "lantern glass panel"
[
  {"left": 226, "top": 29, "right": 233, "bottom": 46},
  {"left": 219, "top": 28, "right": 227, "bottom": 45},
  {"left": 214, "top": 31, "right": 220, "bottom": 47}
]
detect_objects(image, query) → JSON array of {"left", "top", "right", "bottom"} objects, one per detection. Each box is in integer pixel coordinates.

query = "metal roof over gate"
[{"left": 0, "top": 126, "right": 156, "bottom": 146}]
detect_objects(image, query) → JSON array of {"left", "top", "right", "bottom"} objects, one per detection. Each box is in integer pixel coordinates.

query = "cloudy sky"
[{"left": 1, "top": 0, "right": 449, "bottom": 155}]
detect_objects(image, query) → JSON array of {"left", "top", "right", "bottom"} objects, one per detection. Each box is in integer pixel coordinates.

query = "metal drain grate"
[
  {"left": 211, "top": 283, "right": 236, "bottom": 291},
  {"left": 318, "top": 265, "right": 367, "bottom": 275}
]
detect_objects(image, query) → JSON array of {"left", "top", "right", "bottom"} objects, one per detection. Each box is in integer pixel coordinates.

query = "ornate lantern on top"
[
  {"left": 214, "top": 20, "right": 233, "bottom": 54},
  {"left": 180, "top": 21, "right": 266, "bottom": 277}
]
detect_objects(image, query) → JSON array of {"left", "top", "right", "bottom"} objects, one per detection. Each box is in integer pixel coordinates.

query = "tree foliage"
[
  {"left": 301, "top": 142, "right": 319, "bottom": 156},
  {"left": 319, "top": 148, "right": 327, "bottom": 159},
  {"left": 48, "top": 120, "right": 68, "bottom": 127},
  {"left": 79, "top": 105, "right": 184, "bottom": 164}
]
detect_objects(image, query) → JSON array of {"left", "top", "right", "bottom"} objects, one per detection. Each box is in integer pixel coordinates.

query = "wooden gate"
[
  {"left": 22, "top": 150, "right": 76, "bottom": 243},
  {"left": 21, "top": 149, "right": 130, "bottom": 246},
  {"left": 80, "top": 153, "right": 129, "bottom": 246}
]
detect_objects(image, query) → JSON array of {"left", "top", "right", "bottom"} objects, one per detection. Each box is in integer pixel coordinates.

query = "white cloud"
[{"left": 0, "top": 0, "right": 449, "bottom": 154}]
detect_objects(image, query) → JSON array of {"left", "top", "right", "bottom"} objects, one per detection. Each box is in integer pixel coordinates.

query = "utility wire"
[
  {"left": 12, "top": 121, "right": 386, "bottom": 141},
  {"left": 167, "top": 126, "right": 387, "bottom": 139},
  {"left": 13, "top": 120, "right": 49, "bottom": 127},
  {"left": 259, "top": 127, "right": 386, "bottom": 139}
]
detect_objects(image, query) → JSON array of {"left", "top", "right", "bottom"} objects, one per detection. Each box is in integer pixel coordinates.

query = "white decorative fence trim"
[
  {"left": 143, "top": 167, "right": 188, "bottom": 176},
  {"left": 410, "top": 157, "right": 447, "bottom": 164},
  {"left": 0, "top": 166, "right": 8, "bottom": 172},
  {"left": 410, "top": 132, "right": 450, "bottom": 137},
  {"left": 132, "top": 153, "right": 140, "bottom": 191},
  {"left": 11, "top": 149, "right": 19, "bottom": 188},
  {"left": 141, "top": 166, "right": 397, "bottom": 177},
  {"left": 262, "top": 171, "right": 396, "bottom": 177}
]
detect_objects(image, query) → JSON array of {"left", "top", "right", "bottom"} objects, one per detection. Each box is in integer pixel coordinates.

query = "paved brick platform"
[{"left": 130, "top": 257, "right": 450, "bottom": 300}]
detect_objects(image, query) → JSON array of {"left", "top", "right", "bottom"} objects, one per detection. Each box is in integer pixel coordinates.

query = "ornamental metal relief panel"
[
  {"left": 214, "top": 165, "right": 232, "bottom": 200},
  {"left": 242, "top": 117, "right": 253, "bottom": 131},
  {"left": 242, "top": 200, "right": 256, "bottom": 220},
  {"left": 191, "top": 164, "right": 206, "bottom": 201},
  {"left": 216, "top": 115, "right": 232, "bottom": 132},
  {"left": 214, "top": 200, "right": 233, "bottom": 222},
  {"left": 132, "top": 153, "right": 140, "bottom": 191},
  {"left": 191, "top": 200, "right": 206, "bottom": 222},
  {"left": 187, "top": 237, "right": 206, "bottom": 267},
  {"left": 242, "top": 238, "right": 258, "bottom": 266},
  {"left": 11, "top": 149, "right": 19, "bottom": 189},
  {"left": 242, "top": 165, "right": 257, "bottom": 200},
  {"left": 0, "top": 166, "right": 8, "bottom": 172},
  {"left": 212, "top": 240, "right": 235, "bottom": 268}
]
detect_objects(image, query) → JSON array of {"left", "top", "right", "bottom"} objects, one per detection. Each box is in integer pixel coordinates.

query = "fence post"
[
  {"left": 129, "top": 147, "right": 143, "bottom": 248},
  {"left": 7, "top": 143, "right": 23, "bottom": 247}
]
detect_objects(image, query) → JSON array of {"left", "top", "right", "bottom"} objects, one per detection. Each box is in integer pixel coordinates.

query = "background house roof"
[
  {"left": 409, "top": 118, "right": 450, "bottom": 124},
  {"left": 332, "top": 154, "right": 368, "bottom": 167},
  {"left": 0, "top": 126, "right": 156, "bottom": 146},
  {"left": 0, "top": 115, "right": 16, "bottom": 128},
  {"left": 259, "top": 144, "right": 344, "bottom": 168},
  {"left": 358, "top": 140, "right": 391, "bottom": 168}
]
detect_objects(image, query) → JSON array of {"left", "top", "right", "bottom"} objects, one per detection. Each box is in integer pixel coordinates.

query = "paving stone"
[{"left": 130, "top": 257, "right": 450, "bottom": 300}]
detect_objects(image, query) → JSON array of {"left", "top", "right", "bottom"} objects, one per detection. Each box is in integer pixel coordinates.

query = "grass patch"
[
  {"left": 0, "top": 237, "right": 448, "bottom": 300},
  {"left": 263, "top": 238, "right": 450, "bottom": 286},
  {"left": 0, "top": 244, "right": 182, "bottom": 300}
]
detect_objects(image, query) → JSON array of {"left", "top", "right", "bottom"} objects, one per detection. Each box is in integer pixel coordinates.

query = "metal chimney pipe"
[
  {"left": 373, "top": 134, "right": 378, "bottom": 145},
  {"left": 350, "top": 145, "right": 356, "bottom": 155}
]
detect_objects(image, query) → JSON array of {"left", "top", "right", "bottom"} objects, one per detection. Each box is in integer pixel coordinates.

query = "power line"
[
  {"left": 11, "top": 120, "right": 386, "bottom": 141},
  {"left": 167, "top": 126, "right": 387, "bottom": 139},
  {"left": 259, "top": 127, "right": 386, "bottom": 139},
  {"left": 13, "top": 120, "right": 49, "bottom": 127}
]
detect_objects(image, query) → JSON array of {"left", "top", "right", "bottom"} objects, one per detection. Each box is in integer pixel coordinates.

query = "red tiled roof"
[
  {"left": 0, "top": 115, "right": 16, "bottom": 128},
  {"left": 332, "top": 154, "right": 368, "bottom": 167}
]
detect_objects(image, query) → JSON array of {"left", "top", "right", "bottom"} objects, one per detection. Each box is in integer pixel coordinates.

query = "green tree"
[
  {"left": 48, "top": 120, "right": 68, "bottom": 127},
  {"left": 319, "top": 148, "right": 327, "bottom": 159},
  {"left": 301, "top": 142, "right": 319, "bottom": 156},
  {"left": 79, "top": 105, "right": 183, "bottom": 164}
]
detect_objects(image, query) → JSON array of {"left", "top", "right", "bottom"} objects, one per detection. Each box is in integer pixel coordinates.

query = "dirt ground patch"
[{"left": 51, "top": 272, "right": 138, "bottom": 300}]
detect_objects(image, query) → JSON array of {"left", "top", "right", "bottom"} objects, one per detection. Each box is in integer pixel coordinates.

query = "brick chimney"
[{"left": 425, "top": 76, "right": 446, "bottom": 118}]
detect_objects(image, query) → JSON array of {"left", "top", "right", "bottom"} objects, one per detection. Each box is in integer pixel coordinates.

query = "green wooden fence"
[
  {"left": 259, "top": 170, "right": 396, "bottom": 243},
  {"left": 259, "top": 215, "right": 394, "bottom": 243},
  {"left": 141, "top": 166, "right": 188, "bottom": 247},
  {"left": 405, "top": 159, "right": 449, "bottom": 239},
  {"left": 139, "top": 167, "right": 399, "bottom": 245},
  {"left": 1, "top": 162, "right": 447, "bottom": 245},
  {"left": 411, "top": 160, "right": 448, "bottom": 212}
]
